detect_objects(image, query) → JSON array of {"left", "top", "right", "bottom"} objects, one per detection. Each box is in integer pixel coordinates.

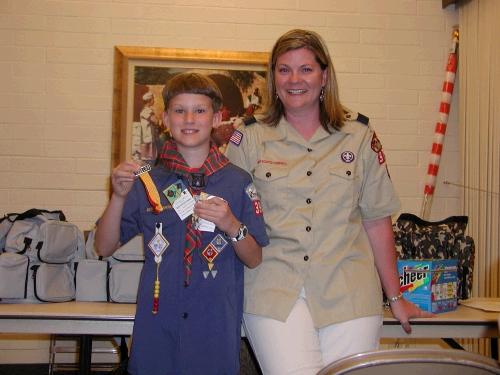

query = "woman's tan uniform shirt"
[{"left": 225, "top": 115, "right": 400, "bottom": 328}]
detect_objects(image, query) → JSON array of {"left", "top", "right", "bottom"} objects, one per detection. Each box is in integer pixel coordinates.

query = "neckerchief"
[{"left": 160, "top": 140, "right": 229, "bottom": 285}]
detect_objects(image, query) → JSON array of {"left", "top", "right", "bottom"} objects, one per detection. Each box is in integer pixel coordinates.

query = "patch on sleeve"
[
  {"left": 371, "top": 133, "right": 382, "bottom": 152},
  {"left": 377, "top": 150, "right": 386, "bottom": 165},
  {"left": 245, "top": 182, "right": 259, "bottom": 201},
  {"left": 356, "top": 112, "right": 369, "bottom": 125},
  {"left": 345, "top": 111, "right": 369, "bottom": 125},
  {"left": 243, "top": 116, "right": 257, "bottom": 126},
  {"left": 229, "top": 130, "right": 243, "bottom": 146},
  {"left": 371, "top": 132, "right": 386, "bottom": 165},
  {"left": 245, "top": 182, "right": 263, "bottom": 216},
  {"left": 252, "top": 200, "right": 263, "bottom": 216}
]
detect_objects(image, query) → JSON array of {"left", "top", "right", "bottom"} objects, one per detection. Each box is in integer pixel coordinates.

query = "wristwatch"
[{"left": 227, "top": 223, "right": 248, "bottom": 242}]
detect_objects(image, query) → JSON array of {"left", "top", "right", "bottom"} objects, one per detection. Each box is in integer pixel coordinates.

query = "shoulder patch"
[
  {"left": 345, "top": 111, "right": 369, "bottom": 125},
  {"left": 242, "top": 116, "right": 257, "bottom": 126},
  {"left": 356, "top": 112, "right": 369, "bottom": 125},
  {"left": 245, "top": 182, "right": 263, "bottom": 216},
  {"left": 371, "top": 132, "right": 386, "bottom": 165},
  {"left": 229, "top": 129, "right": 243, "bottom": 146}
]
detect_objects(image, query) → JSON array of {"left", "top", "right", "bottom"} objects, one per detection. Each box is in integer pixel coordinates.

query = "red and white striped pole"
[{"left": 420, "top": 28, "right": 459, "bottom": 219}]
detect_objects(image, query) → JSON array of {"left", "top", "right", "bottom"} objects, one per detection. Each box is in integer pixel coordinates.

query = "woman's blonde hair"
[{"left": 262, "top": 29, "right": 345, "bottom": 132}]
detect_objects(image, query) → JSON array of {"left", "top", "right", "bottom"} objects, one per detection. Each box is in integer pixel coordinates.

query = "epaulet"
[
  {"left": 345, "top": 111, "right": 369, "bottom": 126},
  {"left": 242, "top": 115, "right": 257, "bottom": 126}
]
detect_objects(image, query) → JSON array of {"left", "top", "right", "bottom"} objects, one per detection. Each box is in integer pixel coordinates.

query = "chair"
[{"left": 317, "top": 348, "right": 500, "bottom": 375}]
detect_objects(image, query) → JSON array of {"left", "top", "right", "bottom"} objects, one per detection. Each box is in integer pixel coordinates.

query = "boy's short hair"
[{"left": 162, "top": 72, "right": 223, "bottom": 112}]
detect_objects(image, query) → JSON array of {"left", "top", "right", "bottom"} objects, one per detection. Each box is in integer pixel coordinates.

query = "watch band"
[{"left": 227, "top": 223, "right": 248, "bottom": 242}]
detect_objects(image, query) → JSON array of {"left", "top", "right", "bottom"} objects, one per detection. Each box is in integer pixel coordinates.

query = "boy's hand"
[
  {"left": 194, "top": 197, "right": 239, "bottom": 235},
  {"left": 111, "top": 161, "right": 141, "bottom": 198}
]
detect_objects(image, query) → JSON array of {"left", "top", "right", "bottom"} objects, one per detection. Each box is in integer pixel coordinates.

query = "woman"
[{"left": 225, "top": 29, "right": 431, "bottom": 374}]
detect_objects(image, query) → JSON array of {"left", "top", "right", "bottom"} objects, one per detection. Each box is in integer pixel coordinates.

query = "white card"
[
  {"left": 172, "top": 189, "right": 196, "bottom": 220},
  {"left": 193, "top": 194, "right": 216, "bottom": 232}
]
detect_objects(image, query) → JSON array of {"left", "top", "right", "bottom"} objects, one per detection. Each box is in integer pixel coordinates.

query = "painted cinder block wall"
[
  {"left": 0, "top": 0, "right": 459, "bottom": 363},
  {"left": 0, "top": 0, "right": 460, "bottom": 230}
]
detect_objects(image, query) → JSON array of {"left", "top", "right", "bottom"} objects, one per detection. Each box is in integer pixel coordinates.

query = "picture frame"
[{"left": 112, "top": 46, "right": 269, "bottom": 167}]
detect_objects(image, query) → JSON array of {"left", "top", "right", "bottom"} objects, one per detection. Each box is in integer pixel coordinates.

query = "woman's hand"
[
  {"left": 194, "top": 197, "right": 240, "bottom": 236},
  {"left": 389, "top": 298, "right": 435, "bottom": 334},
  {"left": 111, "top": 161, "right": 141, "bottom": 198}
]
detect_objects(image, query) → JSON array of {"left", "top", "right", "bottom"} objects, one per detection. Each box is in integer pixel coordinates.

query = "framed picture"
[{"left": 112, "top": 46, "right": 269, "bottom": 167}]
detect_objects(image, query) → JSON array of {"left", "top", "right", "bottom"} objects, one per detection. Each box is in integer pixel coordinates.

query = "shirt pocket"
[
  {"left": 329, "top": 164, "right": 358, "bottom": 209},
  {"left": 253, "top": 164, "right": 290, "bottom": 208}
]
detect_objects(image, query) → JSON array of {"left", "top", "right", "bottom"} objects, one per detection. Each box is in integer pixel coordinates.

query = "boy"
[{"left": 95, "top": 72, "right": 268, "bottom": 375}]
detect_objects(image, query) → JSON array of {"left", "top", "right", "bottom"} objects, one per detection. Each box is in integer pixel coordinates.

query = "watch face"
[{"left": 235, "top": 224, "right": 248, "bottom": 241}]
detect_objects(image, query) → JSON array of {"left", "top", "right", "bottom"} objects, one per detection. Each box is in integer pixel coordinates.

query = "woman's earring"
[{"left": 319, "top": 87, "right": 325, "bottom": 102}]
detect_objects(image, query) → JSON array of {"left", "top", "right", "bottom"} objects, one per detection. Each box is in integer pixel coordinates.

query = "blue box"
[{"left": 397, "top": 259, "right": 458, "bottom": 313}]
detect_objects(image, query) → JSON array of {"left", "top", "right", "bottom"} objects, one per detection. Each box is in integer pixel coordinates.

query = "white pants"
[{"left": 243, "top": 290, "right": 382, "bottom": 375}]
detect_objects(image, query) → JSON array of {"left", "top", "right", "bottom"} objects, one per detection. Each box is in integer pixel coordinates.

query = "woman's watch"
[{"left": 226, "top": 223, "right": 248, "bottom": 242}]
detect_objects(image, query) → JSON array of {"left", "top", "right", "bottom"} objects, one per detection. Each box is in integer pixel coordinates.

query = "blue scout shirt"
[{"left": 120, "top": 164, "right": 268, "bottom": 375}]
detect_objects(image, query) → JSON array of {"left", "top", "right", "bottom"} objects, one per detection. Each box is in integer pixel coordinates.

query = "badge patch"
[
  {"left": 371, "top": 133, "right": 382, "bottom": 153},
  {"left": 371, "top": 133, "right": 386, "bottom": 165},
  {"left": 245, "top": 182, "right": 263, "bottom": 215},
  {"left": 163, "top": 180, "right": 185, "bottom": 203},
  {"left": 377, "top": 150, "right": 386, "bottom": 165},
  {"left": 148, "top": 222, "right": 169, "bottom": 314},
  {"left": 340, "top": 151, "right": 355, "bottom": 163},
  {"left": 148, "top": 232, "right": 169, "bottom": 261},
  {"left": 211, "top": 234, "right": 228, "bottom": 252},
  {"left": 253, "top": 200, "right": 263, "bottom": 216},
  {"left": 245, "top": 182, "right": 259, "bottom": 201},
  {"left": 201, "top": 243, "right": 219, "bottom": 263},
  {"left": 229, "top": 130, "right": 243, "bottom": 146}
]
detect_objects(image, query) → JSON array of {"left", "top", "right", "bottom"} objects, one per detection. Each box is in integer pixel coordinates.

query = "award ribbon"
[
  {"left": 148, "top": 222, "right": 169, "bottom": 314},
  {"left": 135, "top": 164, "right": 163, "bottom": 214}
]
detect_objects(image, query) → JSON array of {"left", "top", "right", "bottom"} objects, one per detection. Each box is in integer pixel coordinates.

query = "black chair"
[{"left": 317, "top": 348, "right": 500, "bottom": 375}]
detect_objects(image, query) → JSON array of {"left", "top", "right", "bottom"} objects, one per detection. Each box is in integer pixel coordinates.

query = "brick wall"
[
  {"left": 0, "top": 0, "right": 460, "bottom": 364},
  {"left": 0, "top": 0, "right": 459, "bottom": 229}
]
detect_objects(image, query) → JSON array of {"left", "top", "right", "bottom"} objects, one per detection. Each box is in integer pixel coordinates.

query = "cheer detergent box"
[{"left": 397, "top": 259, "right": 458, "bottom": 313}]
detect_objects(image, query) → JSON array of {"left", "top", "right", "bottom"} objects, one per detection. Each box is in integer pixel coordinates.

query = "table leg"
[
  {"left": 442, "top": 338, "right": 464, "bottom": 350},
  {"left": 491, "top": 338, "right": 498, "bottom": 361},
  {"left": 79, "top": 335, "right": 92, "bottom": 375}
]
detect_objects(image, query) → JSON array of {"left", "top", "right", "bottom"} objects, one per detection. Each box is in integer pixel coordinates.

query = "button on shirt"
[{"left": 226, "top": 116, "right": 400, "bottom": 328}]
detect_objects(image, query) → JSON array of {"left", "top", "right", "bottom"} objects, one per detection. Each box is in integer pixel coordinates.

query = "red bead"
[{"left": 152, "top": 297, "right": 159, "bottom": 314}]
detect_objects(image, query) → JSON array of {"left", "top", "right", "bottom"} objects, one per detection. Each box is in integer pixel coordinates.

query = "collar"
[
  {"left": 276, "top": 117, "right": 335, "bottom": 144},
  {"left": 159, "top": 140, "right": 229, "bottom": 178}
]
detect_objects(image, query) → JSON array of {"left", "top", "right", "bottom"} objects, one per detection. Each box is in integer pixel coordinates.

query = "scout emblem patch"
[
  {"left": 201, "top": 234, "right": 228, "bottom": 279},
  {"left": 245, "top": 182, "right": 263, "bottom": 216},
  {"left": 341, "top": 151, "right": 355, "bottom": 163},
  {"left": 371, "top": 133, "right": 386, "bottom": 165},
  {"left": 135, "top": 164, "right": 163, "bottom": 214},
  {"left": 148, "top": 222, "right": 170, "bottom": 314}
]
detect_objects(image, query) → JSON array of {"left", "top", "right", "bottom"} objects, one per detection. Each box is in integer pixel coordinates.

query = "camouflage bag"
[{"left": 393, "top": 213, "right": 475, "bottom": 300}]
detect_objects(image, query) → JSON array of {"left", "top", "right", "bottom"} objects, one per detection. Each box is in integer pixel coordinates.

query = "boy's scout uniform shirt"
[
  {"left": 119, "top": 164, "right": 269, "bottom": 375},
  {"left": 225, "top": 114, "right": 401, "bottom": 328}
]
